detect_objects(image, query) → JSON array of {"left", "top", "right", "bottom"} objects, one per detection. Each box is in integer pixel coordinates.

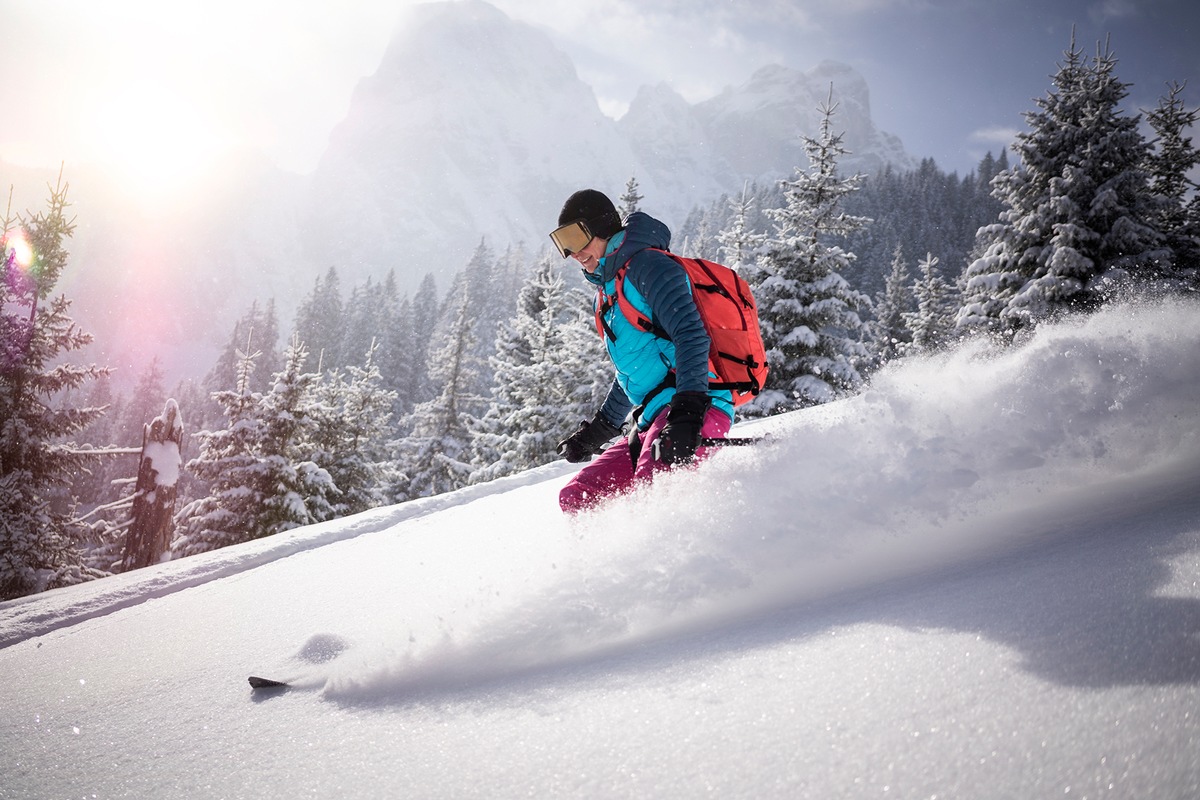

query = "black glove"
[
  {"left": 654, "top": 392, "right": 709, "bottom": 465},
  {"left": 557, "top": 413, "right": 621, "bottom": 463}
]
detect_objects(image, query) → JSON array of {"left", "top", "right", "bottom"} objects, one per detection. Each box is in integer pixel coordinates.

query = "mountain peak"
[
  {"left": 307, "top": 0, "right": 639, "bottom": 295},
  {"left": 306, "top": 2, "right": 912, "bottom": 299}
]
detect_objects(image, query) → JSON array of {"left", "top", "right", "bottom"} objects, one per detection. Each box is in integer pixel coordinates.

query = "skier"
[{"left": 550, "top": 189, "right": 732, "bottom": 513}]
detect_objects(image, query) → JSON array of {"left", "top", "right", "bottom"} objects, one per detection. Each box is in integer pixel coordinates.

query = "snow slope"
[{"left": 3, "top": 299, "right": 1200, "bottom": 799}]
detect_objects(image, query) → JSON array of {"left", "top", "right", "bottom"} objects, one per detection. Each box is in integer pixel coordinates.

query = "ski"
[
  {"left": 701, "top": 436, "right": 763, "bottom": 447},
  {"left": 248, "top": 675, "right": 290, "bottom": 690}
]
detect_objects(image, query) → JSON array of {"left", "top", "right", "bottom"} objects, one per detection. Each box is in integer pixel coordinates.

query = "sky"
[
  {"left": 0, "top": 0, "right": 1197, "bottom": 200},
  {"left": 3, "top": 297, "right": 1200, "bottom": 797}
]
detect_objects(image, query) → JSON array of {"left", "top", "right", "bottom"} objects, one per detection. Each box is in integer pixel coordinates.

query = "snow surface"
[{"left": 3, "top": 299, "right": 1200, "bottom": 799}]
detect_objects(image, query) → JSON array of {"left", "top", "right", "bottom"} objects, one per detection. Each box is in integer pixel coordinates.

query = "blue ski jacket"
[{"left": 584, "top": 211, "right": 734, "bottom": 430}]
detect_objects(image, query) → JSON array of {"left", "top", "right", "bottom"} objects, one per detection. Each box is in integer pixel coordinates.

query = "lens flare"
[{"left": 3, "top": 231, "right": 34, "bottom": 270}]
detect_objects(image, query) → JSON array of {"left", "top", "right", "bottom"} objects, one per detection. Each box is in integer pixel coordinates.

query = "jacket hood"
[{"left": 584, "top": 211, "right": 672, "bottom": 285}]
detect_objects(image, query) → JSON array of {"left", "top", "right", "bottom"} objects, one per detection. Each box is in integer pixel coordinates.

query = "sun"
[{"left": 85, "top": 80, "right": 231, "bottom": 202}]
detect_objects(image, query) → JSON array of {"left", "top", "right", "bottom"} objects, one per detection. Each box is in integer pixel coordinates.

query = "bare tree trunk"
[{"left": 121, "top": 400, "right": 184, "bottom": 571}]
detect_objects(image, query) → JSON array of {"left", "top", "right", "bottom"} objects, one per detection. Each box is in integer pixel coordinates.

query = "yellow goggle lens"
[{"left": 549, "top": 220, "right": 594, "bottom": 258}]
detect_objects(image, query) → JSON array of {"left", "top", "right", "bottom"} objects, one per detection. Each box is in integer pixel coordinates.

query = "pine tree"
[
  {"left": 905, "top": 253, "right": 958, "bottom": 354},
  {"left": 717, "top": 184, "right": 768, "bottom": 270},
  {"left": 397, "top": 290, "right": 483, "bottom": 500},
  {"left": 293, "top": 266, "right": 344, "bottom": 372},
  {"left": 618, "top": 176, "right": 644, "bottom": 219},
  {"left": 958, "top": 36, "right": 1167, "bottom": 336},
  {"left": 200, "top": 301, "right": 281, "bottom": 430},
  {"left": 172, "top": 348, "right": 266, "bottom": 556},
  {"left": 686, "top": 211, "right": 719, "bottom": 261},
  {"left": 406, "top": 273, "right": 441, "bottom": 409},
  {"left": 1, "top": 174, "right": 110, "bottom": 598},
  {"left": 371, "top": 270, "right": 411, "bottom": 415},
  {"left": 118, "top": 358, "right": 167, "bottom": 447},
  {"left": 471, "top": 256, "right": 606, "bottom": 482},
  {"left": 871, "top": 244, "right": 913, "bottom": 363},
  {"left": 256, "top": 299, "right": 283, "bottom": 383},
  {"left": 342, "top": 276, "right": 385, "bottom": 370},
  {"left": 751, "top": 90, "right": 873, "bottom": 412},
  {"left": 436, "top": 240, "right": 514, "bottom": 408},
  {"left": 312, "top": 341, "right": 398, "bottom": 516},
  {"left": 254, "top": 338, "right": 337, "bottom": 533},
  {"left": 72, "top": 372, "right": 124, "bottom": 511},
  {"left": 172, "top": 340, "right": 335, "bottom": 556},
  {"left": 1144, "top": 81, "right": 1200, "bottom": 285}
]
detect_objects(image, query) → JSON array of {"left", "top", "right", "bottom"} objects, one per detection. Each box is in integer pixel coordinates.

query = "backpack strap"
[
  {"left": 595, "top": 262, "right": 663, "bottom": 344},
  {"left": 593, "top": 290, "right": 619, "bottom": 342}
]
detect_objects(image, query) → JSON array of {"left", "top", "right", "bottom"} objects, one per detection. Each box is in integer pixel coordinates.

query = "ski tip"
[{"left": 248, "top": 675, "right": 290, "bottom": 690}]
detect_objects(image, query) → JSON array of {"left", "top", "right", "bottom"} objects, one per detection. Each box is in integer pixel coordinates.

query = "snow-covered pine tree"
[
  {"left": 405, "top": 273, "right": 441, "bottom": 410},
  {"left": 381, "top": 292, "right": 416, "bottom": 415},
  {"left": 717, "top": 184, "right": 768, "bottom": 271},
  {"left": 958, "top": 36, "right": 1167, "bottom": 336},
  {"left": 199, "top": 301, "right": 280, "bottom": 431},
  {"left": 871, "top": 244, "right": 913, "bottom": 363},
  {"left": 750, "top": 89, "right": 873, "bottom": 413},
  {"left": 396, "top": 289, "right": 483, "bottom": 500},
  {"left": 618, "top": 176, "right": 644, "bottom": 219},
  {"left": 471, "top": 255, "right": 607, "bottom": 483},
  {"left": 559, "top": 282, "right": 613, "bottom": 419},
  {"left": 293, "top": 266, "right": 345, "bottom": 373},
  {"left": 173, "top": 339, "right": 335, "bottom": 556},
  {"left": 342, "top": 276, "right": 389, "bottom": 373},
  {"left": 1, "top": 174, "right": 110, "bottom": 599},
  {"left": 254, "top": 337, "right": 337, "bottom": 534},
  {"left": 117, "top": 357, "right": 167, "bottom": 447},
  {"left": 71, "top": 371, "right": 124, "bottom": 512},
  {"left": 684, "top": 210, "right": 719, "bottom": 261},
  {"left": 312, "top": 341, "right": 398, "bottom": 516},
  {"left": 471, "top": 297, "right": 536, "bottom": 483},
  {"left": 437, "top": 239, "right": 519, "bottom": 407},
  {"left": 172, "top": 348, "right": 267, "bottom": 556},
  {"left": 905, "top": 253, "right": 958, "bottom": 354},
  {"left": 1144, "top": 80, "right": 1200, "bottom": 286}
]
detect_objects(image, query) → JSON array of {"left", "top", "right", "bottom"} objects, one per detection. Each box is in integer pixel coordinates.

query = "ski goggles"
[{"left": 549, "top": 219, "right": 594, "bottom": 258}]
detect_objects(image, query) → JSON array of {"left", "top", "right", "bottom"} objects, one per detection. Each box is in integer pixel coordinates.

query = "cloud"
[
  {"left": 970, "top": 126, "right": 1021, "bottom": 146},
  {"left": 1088, "top": 0, "right": 1140, "bottom": 24}
]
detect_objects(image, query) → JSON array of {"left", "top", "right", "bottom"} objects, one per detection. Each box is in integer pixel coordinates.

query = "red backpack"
[{"left": 595, "top": 250, "right": 769, "bottom": 406}]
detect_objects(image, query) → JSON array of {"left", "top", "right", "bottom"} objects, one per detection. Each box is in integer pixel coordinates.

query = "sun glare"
[
  {"left": 4, "top": 231, "right": 34, "bottom": 270},
  {"left": 86, "top": 81, "right": 231, "bottom": 202}
]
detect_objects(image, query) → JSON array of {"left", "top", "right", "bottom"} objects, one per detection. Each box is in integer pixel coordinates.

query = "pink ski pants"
[{"left": 559, "top": 406, "right": 731, "bottom": 513}]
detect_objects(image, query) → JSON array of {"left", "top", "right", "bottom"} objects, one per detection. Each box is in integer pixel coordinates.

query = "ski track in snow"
[
  {"left": 0, "top": 462, "right": 577, "bottom": 649},
  {"left": 314, "top": 297, "right": 1200, "bottom": 703}
]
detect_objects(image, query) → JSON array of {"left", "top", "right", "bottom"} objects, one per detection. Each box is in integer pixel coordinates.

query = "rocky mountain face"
[
  {"left": 44, "top": 0, "right": 916, "bottom": 385},
  {"left": 307, "top": 2, "right": 915, "bottom": 298},
  {"left": 303, "top": 0, "right": 643, "bottom": 298}
]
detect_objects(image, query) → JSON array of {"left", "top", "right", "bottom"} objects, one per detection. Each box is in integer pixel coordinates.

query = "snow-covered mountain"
[
  {"left": 302, "top": 0, "right": 645, "bottom": 296},
  {"left": 692, "top": 60, "right": 914, "bottom": 179},
  {"left": 3, "top": 299, "right": 1199, "bottom": 798},
  {"left": 308, "top": 2, "right": 916, "bottom": 297},
  {"left": 45, "top": 0, "right": 916, "bottom": 385}
]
